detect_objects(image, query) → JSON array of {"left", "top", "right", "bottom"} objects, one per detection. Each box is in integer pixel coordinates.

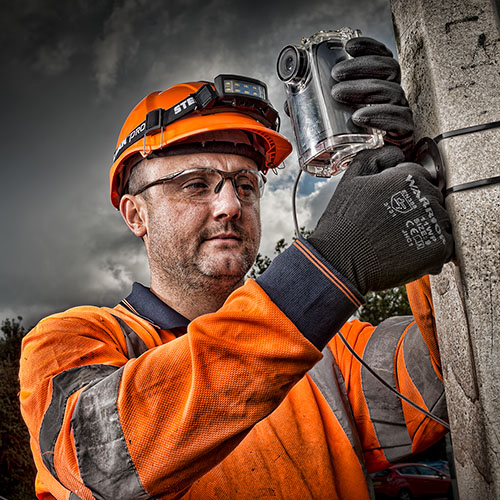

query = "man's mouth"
[{"left": 205, "top": 232, "right": 241, "bottom": 242}]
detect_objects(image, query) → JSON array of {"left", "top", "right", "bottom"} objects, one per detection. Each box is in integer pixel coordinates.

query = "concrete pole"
[{"left": 390, "top": 1, "right": 500, "bottom": 498}]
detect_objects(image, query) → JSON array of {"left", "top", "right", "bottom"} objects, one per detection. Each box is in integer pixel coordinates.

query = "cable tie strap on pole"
[
  {"left": 432, "top": 120, "right": 500, "bottom": 197},
  {"left": 433, "top": 120, "right": 500, "bottom": 144},
  {"left": 445, "top": 175, "right": 500, "bottom": 197}
]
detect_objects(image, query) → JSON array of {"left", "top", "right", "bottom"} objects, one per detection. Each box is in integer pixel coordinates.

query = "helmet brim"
[{"left": 110, "top": 111, "right": 292, "bottom": 208}]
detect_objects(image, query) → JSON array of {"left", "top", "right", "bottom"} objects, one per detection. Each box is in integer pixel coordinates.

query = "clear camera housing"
[{"left": 277, "top": 28, "right": 385, "bottom": 177}]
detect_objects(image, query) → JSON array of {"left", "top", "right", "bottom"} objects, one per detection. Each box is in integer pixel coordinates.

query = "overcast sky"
[{"left": 0, "top": 0, "right": 397, "bottom": 328}]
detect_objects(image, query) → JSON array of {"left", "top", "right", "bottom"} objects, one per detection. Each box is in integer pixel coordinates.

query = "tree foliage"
[
  {"left": 248, "top": 238, "right": 287, "bottom": 279},
  {"left": 249, "top": 234, "right": 410, "bottom": 326},
  {"left": 248, "top": 252, "right": 273, "bottom": 280},
  {"left": 248, "top": 229, "right": 310, "bottom": 280},
  {"left": 0, "top": 317, "right": 36, "bottom": 500},
  {"left": 358, "top": 285, "right": 411, "bottom": 326}
]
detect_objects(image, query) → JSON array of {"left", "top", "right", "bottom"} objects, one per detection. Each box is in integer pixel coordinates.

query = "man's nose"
[{"left": 211, "top": 179, "right": 242, "bottom": 220}]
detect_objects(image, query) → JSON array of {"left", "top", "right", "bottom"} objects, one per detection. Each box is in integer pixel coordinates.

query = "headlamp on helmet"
[{"left": 110, "top": 74, "right": 292, "bottom": 208}]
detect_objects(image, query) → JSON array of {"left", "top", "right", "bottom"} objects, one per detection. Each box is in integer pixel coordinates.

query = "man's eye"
[
  {"left": 184, "top": 181, "right": 209, "bottom": 190},
  {"left": 180, "top": 176, "right": 212, "bottom": 192},
  {"left": 236, "top": 176, "right": 258, "bottom": 192},
  {"left": 238, "top": 182, "right": 256, "bottom": 192}
]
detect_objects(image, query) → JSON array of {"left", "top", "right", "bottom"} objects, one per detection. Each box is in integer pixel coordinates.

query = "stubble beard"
[{"left": 150, "top": 221, "right": 260, "bottom": 300}]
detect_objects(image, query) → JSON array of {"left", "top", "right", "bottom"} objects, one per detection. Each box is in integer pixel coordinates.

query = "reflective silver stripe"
[
  {"left": 308, "top": 345, "right": 374, "bottom": 498},
  {"left": 402, "top": 322, "right": 447, "bottom": 420},
  {"left": 361, "top": 316, "right": 414, "bottom": 463},
  {"left": 69, "top": 492, "right": 82, "bottom": 499},
  {"left": 111, "top": 314, "right": 149, "bottom": 359},
  {"left": 308, "top": 346, "right": 363, "bottom": 453},
  {"left": 39, "top": 364, "right": 119, "bottom": 482},
  {"left": 72, "top": 366, "right": 154, "bottom": 500}
]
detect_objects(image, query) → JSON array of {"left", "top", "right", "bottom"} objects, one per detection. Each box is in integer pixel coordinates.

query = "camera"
[{"left": 277, "top": 28, "right": 384, "bottom": 177}]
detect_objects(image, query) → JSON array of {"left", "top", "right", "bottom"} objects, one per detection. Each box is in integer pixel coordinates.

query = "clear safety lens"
[{"left": 136, "top": 168, "right": 265, "bottom": 203}]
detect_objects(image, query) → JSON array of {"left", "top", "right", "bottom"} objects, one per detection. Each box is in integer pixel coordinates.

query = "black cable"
[
  {"left": 337, "top": 330, "right": 450, "bottom": 430},
  {"left": 291, "top": 166, "right": 450, "bottom": 430},
  {"left": 292, "top": 168, "right": 303, "bottom": 238}
]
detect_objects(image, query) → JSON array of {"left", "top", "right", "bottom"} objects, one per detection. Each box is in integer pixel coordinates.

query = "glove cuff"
[{"left": 308, "top": 215, "right": 382, "bottom": 295}]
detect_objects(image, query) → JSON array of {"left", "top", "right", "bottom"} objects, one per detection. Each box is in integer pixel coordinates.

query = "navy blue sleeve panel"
[{"left": 256, "top": 238, "right": 365, "bottom": 351}]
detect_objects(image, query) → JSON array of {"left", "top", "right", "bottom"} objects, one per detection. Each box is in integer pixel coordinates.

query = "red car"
[{"left": 371, "top": 462, "right": 452, "bottom": 500}]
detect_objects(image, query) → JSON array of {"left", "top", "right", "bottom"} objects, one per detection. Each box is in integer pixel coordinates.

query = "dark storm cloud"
[
  {"left": 0, "top": 0, "right": 395, "bottom": 328},
  {"left": 1, "top": 0, "right": 396, "bottom": 93},
  {"left": 0, "top": 2, "right": 107, "bottom": 71}
]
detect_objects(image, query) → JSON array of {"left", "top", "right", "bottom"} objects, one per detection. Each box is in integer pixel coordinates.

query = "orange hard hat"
[{"left": 110, "top": 75, "right": 293, "bottom": 208}]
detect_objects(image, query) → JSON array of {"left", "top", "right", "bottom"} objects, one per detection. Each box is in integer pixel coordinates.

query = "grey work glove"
[
  {"left": 308, "top": 147, "right": 454, "bottom": 295},
  {"left": 331, "top": 37, "right": 415, "bottom": 158}
]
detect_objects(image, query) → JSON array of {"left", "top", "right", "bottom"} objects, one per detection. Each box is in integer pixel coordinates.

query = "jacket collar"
[{"left": 121, "top": 282, "right": 189, "bottom": 330}]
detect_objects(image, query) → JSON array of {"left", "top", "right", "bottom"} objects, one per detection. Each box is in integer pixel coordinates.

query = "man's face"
[{"left": 135, "top": 152, "right": 262, "bottom": 291}]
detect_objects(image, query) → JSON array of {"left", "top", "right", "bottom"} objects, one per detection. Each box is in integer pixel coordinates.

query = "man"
[{"left": 20, "top": 38, "right": 453, "bottom": 500}]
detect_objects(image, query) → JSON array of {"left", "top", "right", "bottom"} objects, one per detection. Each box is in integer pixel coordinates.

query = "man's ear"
[{"left": 119, "top": 194, "right": 147, "bottom": 238}]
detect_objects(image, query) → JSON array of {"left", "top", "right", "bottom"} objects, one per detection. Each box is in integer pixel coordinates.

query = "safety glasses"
[{"left": 132, "top": 167, "right": 266, "bottom": 203}]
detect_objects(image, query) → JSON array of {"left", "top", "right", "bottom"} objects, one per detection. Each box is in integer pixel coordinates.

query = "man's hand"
[
  {"left": 307, "top": 147, "right": 454, "bottom": 294},
  {"left": 331, "top": 37, "right": 414, "bottom": 158}
]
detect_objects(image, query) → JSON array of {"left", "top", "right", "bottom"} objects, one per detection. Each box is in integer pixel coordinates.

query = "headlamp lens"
[{"left": 221, "top": 77, "right": 267, "bottom": 100}]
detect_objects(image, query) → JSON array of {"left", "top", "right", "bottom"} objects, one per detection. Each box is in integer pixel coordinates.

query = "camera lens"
[{"left": 277, "top": 45, "right": 308, "bottom": 83}]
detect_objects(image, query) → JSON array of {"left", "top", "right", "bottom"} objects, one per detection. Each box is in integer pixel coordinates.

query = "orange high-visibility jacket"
[{"left": 20, "top": 240, "right": 447, "bottom": 500}]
